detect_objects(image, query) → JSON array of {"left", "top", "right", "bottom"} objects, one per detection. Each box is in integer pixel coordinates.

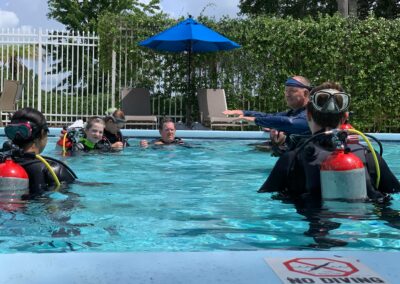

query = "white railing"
[
  {"left": 0, "top": 28, "right": 114, "bottom": 125},
  {"left": 0, "top": 28, "right": 187, "bottom": 125}
]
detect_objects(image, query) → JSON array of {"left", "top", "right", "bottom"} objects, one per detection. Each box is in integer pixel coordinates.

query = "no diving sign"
[{"left": 265, "top": 257, "right": 389, "bottom": 284}]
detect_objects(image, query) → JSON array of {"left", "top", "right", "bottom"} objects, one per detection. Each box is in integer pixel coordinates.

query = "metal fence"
[{"left": 0, "top": 28, "right": 185, "bottom": 126}]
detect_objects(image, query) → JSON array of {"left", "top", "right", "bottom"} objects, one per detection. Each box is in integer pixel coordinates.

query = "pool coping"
[
  {"left": 1, "top": 128, "right": 400, "bottom": 141},
  {"left": 0, "top": 250, "right": 398, "bottom": 283}
]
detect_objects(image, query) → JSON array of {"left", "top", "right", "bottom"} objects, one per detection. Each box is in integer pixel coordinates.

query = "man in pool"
[
  {"left": 258, "top": 81, "right": 400, "bottom": 200},
  {"left": 140, "top": 117, "right": 184, "bottom": 148},
  {"left": 224, "top": 75, "right": 312, "bottom": 154}
]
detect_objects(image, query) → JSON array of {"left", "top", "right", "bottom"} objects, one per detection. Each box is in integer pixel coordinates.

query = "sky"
[{"left": 0, "top": 0, "right": 241, "bottom": 31}]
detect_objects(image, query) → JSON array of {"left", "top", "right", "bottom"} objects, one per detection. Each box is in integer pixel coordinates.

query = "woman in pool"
[
  {"left": 103, "top": 109, "right": 129, "bottom": 150},
  {"left": 1, "top": 107, "right": 77, "bottom": 196}
]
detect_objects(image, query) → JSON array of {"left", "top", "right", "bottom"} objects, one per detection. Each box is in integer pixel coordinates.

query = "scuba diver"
[
  {"left": 0, "top": 107, "right": 77, "bottom": 197},
  {"left": 259, "top": 81, "right": 400, "bottom": 201},
  {"left": 57, "top": 116, "right": 112, "bottom": 154},
  {"left": 103, "top": 109, "right": 129, "bottom": 150},
  {"left": 258, "top": 81, "right": 400, "bottom": 249},
  {"left": 140, "top": 117, "right": 184, "bottom": 148}
]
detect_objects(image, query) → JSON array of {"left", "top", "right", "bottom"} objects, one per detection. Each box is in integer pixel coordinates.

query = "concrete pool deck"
[{"left": 0, "top": 250, "right": 398, "bottom": 283}]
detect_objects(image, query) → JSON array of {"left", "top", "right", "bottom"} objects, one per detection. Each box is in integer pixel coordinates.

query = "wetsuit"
[
  {"left": 103, "top": 129, "right": 129, "bottom": 147},
  {"left": 259, "top": 134, "right": 400, "bottom": 201},
  {"left": 153, "top": 137, "right": 184, "bottom": 145},
  {"left": 14, "top": 154, "right": 77, "bottom": 196},
  {"left": 72, "top": 137, "right": 111, "bottom": 153},
  {"left": 243, "top": 107, "right": 310, "bottom": 135}
]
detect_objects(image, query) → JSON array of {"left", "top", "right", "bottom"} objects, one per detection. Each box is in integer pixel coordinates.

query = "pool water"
[{"left": 0, "top": 138, "right": 399, "bottom": 253}]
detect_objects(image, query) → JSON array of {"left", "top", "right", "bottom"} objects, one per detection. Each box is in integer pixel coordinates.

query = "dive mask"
[
  {"left": 5, "top": 121, "right": 49, "bottom": 140},
  {"left": 109, "top": 115, "right": 126, "bottom": 127},
  {"left": 310, "top": 89, "right": 350, "bottom": 113}
]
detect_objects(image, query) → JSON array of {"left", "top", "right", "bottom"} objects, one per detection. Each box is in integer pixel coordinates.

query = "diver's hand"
[
  {"left": 223, "top": 110, "right": 243, "bottom": 116},
  {"left": 270, "top": 129, "right": 286, "bottom": 146},
  {"left": 111, "top": 141, "right": 124, "bottom": 151}
]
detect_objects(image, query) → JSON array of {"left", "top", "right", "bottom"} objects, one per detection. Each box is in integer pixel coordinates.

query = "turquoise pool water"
[{"left": 0, "top": 138, "right": 399, "bottom": 253}]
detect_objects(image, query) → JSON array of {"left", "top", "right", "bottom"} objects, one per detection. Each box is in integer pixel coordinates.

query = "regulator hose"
[
  {"left": 35, "top": 154, "right": 61, "bottom": 190},
  {"left": 347, "top": 129, "right": 381, "bottom": 189}
]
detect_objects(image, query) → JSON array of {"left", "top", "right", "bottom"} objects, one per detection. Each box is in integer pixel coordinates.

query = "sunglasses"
[
  {"left": 5, "top": 122, "right": 49, "bottom": 140},
  {"left": 310, "top": 89, "right": 350, "bottom": 113}
]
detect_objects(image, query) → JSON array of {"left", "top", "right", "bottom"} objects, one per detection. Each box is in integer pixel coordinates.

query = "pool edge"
[{"left": 0, "top": 250, "right": 398, "bottom": 283}]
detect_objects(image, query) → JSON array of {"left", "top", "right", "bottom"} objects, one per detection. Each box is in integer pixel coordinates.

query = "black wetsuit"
[
  {"left": 259, "top": 134, "right": 400, "bottom": 201},
  {"left": 154, "top": 137, "right": 184, "bottom": 145},
  {"left": 14, "top": 154, "right": 77, "bottom": 196},
  {"left": 72, "top": 137, "right": 111, "bottom": 153},
  {"left": 103, "top": 129, "right": 129, "bottom": 147}
]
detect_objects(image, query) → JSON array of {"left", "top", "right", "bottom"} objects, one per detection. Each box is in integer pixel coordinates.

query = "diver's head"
[
  {"left": 307, "top": 82, "right": 350, "bottom": 132},
  {"left": 159, "top": 117, "right": 176, "bottom": 143},
  {"left": 84, "top": 116, "right": 105, "bottom": 144},
  {"left": 104, "top": 109, "right": 126, "bottom": 134},
  {"left": 5, "top": 107, "right": 49, "bottom": 154},
  {"left": 284, "top": 75, "right": 312, "bottom": 110}
]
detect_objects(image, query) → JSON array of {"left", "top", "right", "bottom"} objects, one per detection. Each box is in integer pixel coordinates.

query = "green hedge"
[{"left": 98, "top": 14, "right": 400, "bottom": 132}]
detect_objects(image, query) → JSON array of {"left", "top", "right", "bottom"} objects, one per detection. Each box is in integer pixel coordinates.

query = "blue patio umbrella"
[{"left": 139, "top": 16, "right": 240, "bottom": 121}]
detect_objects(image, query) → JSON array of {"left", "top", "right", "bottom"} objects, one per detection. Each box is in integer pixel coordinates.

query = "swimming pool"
[{"left": 0, "top": 137, "right": 399, "bottom": 253}]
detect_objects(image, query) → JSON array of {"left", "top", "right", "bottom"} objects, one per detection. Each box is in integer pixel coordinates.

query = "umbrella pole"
[{"left": 186, "top": 48, "right": 193, "bottom": 126}]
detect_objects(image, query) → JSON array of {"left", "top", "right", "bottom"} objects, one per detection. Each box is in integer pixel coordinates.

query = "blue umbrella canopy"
[
  {"left": 139, "top": 17, "right": 240, "bottom": 53},
  {"left": 139, "top": 16, "right": 240, "bottom": 123}
]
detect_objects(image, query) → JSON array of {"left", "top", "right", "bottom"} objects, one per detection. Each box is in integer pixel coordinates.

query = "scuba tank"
[
  {"left": 320, "top": 148, "right": 367, "bottom": 200},
  {"left": 0, "top": 157, "right": 29, "bottom": 207},
  {"left": 294, "top": 126, "right": 380, "bottom": 201}
]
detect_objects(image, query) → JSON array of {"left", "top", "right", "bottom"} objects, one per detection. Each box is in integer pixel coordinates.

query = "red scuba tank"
[
  {"left": 56, "top": 129, "right": 73, "bottom": 149},
  {"left": 0, "top": 159, "right": 29, "bottom": 207},
  {"left": 340, "top": 122, "right": 359, "bottom": 144},
  {"left": 320, "top": 149, "right": 367, "bottom": 200}
]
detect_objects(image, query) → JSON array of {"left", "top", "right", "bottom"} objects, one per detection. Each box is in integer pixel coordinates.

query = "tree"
[
  {"left": 358, "top": 0, "right": 400, "bottom": 19},
  {"left": 238, "top": 0, "right": 338, "bottom": 18},
  {"left": 337, "top": 0, "right": 358, "bottom": 17},
  {"left": 47, "top": 0, "right": 160, "bottom": 32},
  {"left": 238, "top": 0, "right": 400, "bottom": 19},
  {"left": 1, "top": 44, "right": 40, "bottom": 81}
]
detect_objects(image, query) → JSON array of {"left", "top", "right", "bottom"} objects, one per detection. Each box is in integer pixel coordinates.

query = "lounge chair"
[
  {"left": 120, "top": 88, "right": 158, "bottom": 129},
  {"left": 197, "top": 88, "right": 246, "bottom": 130},
  {"left": 0, "top": 80, "right": 24, "bottom": 126}
]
